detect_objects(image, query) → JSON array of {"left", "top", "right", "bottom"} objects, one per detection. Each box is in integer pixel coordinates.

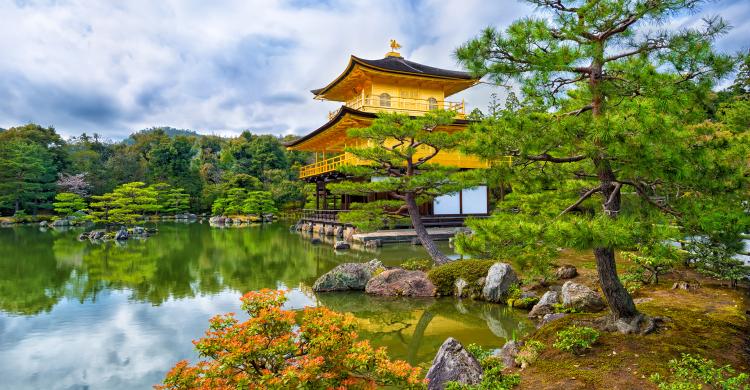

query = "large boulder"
[
  {"left": 312, "top": 260, "right": 382, "bottom": 292},
  {"left": 555, "top": 264, "right": 578, "bottom": 280},
  {"left": 481, "top": 263, "right": 519, "bottom": 302},
  {"left": 561, "top": 281, "right": 606, "bottom": 312},
  {"left": 365, "top": 269, "right": 436, "bottom": 297},
  {"left": 528, "top": 290, "right": 560, "bottom": 319},
  {"left": 426, "top": 338, "right": 483, "bottom": 390}
]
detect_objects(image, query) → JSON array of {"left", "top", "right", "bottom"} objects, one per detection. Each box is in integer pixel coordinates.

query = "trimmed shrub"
[
  {"left": 427, "top": 260, "right": 497, "bottom": 296},
  {"left": 553, "top": 325, "right": 600, "bottom": 355}
]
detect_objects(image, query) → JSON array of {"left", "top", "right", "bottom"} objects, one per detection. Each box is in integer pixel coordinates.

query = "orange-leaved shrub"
[{"left": 157, "top": 289, "right": 426, "bottom": 389}]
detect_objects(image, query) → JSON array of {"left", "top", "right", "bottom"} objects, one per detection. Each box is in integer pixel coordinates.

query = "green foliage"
[
  {"left": 620, "top": 267, "right": 646, "bottom": 294},
  {"left": 89, "top": 182, "right": 159, "bottom": 225},
  {"left": 515, "top": 340, "right": 545, "bottom": 369},
  {"left": 427, "top": 259, "right": 497, "bottom": 296},
  {"left": 553, "top": 326, "right": 600, "bottom": 355},
  {"left": 337, "top": 200, "right": 409, "bottom": 231},
  {"left": 0, "top": 140, "right": 57, "bottom": 214},
  {"left": 53, "top": 193, "right": 87, "bottom": 217},
  {"left": 685, "top": 238, "right": 750, "bottom": 288},
  {"left": 400, "top": 258, "right": 433, "bottom": 271},
  {"left": 649, "top": 353, "right": 750, "bottom": 390},
  {"left": 242, "top": 191, "right": 278, "bottom": 215},
  {"left": 446, "top": 344, "right": 521, "bottom": 390},
  {"left": 622, "top": 243, "right": 682, "bottom": 285},
  {"left": 149, "top": 183, "right": 190, "bottom": 215}
]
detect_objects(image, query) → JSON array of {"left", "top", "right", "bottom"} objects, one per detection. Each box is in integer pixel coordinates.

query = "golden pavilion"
[{"left": 286, "top": 41, "right": 491, "bottom": 226}]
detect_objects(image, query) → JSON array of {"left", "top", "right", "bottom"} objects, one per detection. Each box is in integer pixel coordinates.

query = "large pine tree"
[{"left": 455, "top": 0, "right": 748, "bottom": 333}]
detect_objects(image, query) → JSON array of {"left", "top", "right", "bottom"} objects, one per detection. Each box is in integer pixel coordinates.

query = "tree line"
[{"left": 0, "top": 126, "right": 310, "bottom": 217}]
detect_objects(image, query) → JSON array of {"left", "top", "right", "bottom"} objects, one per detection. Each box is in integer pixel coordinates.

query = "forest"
[{"left": 0, "top": 125, "right": 310, "bottom": 217}]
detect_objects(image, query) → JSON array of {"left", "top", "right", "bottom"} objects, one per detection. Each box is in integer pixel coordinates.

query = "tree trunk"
[
  {"left": 595, "top": 159, "right": 640, "bottom": 322},
  {"left": 405, "top": 192, "right": 451, "bottom": 265}
]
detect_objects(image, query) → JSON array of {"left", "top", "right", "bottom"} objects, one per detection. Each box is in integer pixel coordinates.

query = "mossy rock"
[
  {"left": 509, "top": 296, "right": 540, "bottom": 309},
  {"left": 427, "top": 259, "right": 497, "bottom": 296}
]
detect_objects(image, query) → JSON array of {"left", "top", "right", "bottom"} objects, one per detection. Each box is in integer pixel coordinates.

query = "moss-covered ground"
[{"left": 512, "top": 250, "right": 749, "bottom": 389}]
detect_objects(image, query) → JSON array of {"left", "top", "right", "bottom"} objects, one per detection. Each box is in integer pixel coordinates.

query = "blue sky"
[{"left": 0, "top": 0, "right": 748, "bottom": 140}]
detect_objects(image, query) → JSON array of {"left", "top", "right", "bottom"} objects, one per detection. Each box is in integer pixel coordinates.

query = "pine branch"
[
  {"left": 559, "top": 186, "right": 602, "bottom": 216},
  {"left": 526, "top": 153, "right": 587, "bottom": 163}
]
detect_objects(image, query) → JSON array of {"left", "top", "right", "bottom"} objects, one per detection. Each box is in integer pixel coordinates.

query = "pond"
[{"left": 0, "top": 222, "right": 532, "bottom": 389}]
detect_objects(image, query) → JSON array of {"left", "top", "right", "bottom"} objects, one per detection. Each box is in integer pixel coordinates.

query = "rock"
[
  {"left": 39, "top": 221, "right": 48, "bottom": 228},
  {"left": 528, "top": 290, "right": 560, "bottom": 319},
  {"left": 132, "top": 226, "right": 145, "bottom": 235},
  {"left": 555, "top": 264, "right": 578, "bottom": 279},
  {"left": 77, "top": 232, "right": 90, "bottom": 241},
  {"left": 365, "top": 268, "right": 436, "bottom": 297},
  {"left": 310, "top": 237, "right": 322, "bottom": 245},
  {"left": 454, "top": 278, "right": 469, "bottom": 298},
  {"left": 364, "top": 239, "right": 382, "bottom": 249},
  {"left": 313, "top": 260, "right": 382, "bottom": 292},
  {"left": 51, "top": 218, "right": 70, "bottom": 227},
  {"left": 89, "top": 230, "right": 105, "bottom": 240},
  {"left": 561, "top": 281, "right": 606, "bottom": 312},
  {"left": 411, "top": 238, "right": 422, "bottom": 246},
  {"left": 481, "top": 263, "right": 519, "bottom": 303},
  {"left": 333, "top": 241, "right": 350, "bottom": 250},
  {"left": 496, "top": 340, "right": 523, "bottom": 369},
  {"left": 115, "top": 228, "right": 129, "bottom": 241},
  {"left": 333, "top": 226, "right": 344, "bottom": 238},
  {"left": 538, "top": 313, "right": 568, "bottom": 328},
  {"left": 426, "top": 338, "right": 483, "bottom": 390}
]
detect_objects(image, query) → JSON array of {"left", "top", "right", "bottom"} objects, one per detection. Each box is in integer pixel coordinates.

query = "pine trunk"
[{"left": 405, "top": 192, "right": 450, "bottom": 265}]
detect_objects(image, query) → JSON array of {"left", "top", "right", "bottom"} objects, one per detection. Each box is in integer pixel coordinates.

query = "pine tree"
[
  {"left": 53, "top": 193, "right": 87, "bottom": 217},
  {"left": 455, "top": 0, "right": 747, "bottom": 332},
  {"left": 89, "top": 182, "right": 159, "bottom": 225},
  {"left": 329, "top": 111, "right": 482, "bottom": 265},
  {"left": 0, "top": 140, "right": 57, "bottom": 214}
]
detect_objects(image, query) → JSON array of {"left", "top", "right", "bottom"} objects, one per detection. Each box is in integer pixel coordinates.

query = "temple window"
[
  {"left": 379, "top": 93, "right": 391, "bottom": 107},
  {"left": 428, "top": 97, "right": 438, "bottom": 110}
]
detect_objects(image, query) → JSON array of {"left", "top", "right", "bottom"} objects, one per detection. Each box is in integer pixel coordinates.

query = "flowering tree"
[
  {"left": 158, "top": 289, "right": 426, "bottom": 390},
  {"left": 56, "top": 173, "right": 90, "bottom": 197}
]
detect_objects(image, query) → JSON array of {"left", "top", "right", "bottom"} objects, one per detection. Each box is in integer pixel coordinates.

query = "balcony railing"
[
  {"left": 298, "top": 150, "right": 511, "bottom": 179},
  {"left": 328, "top": 96, "right": 466, "bottom": 120},
  {"left": 298, "top": 152, "right": 362, "bottom": 179}
]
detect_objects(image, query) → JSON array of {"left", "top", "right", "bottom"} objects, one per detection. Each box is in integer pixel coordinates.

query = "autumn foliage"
[{"left": 157, "top": 289, "right": 426, "bottom": 389}]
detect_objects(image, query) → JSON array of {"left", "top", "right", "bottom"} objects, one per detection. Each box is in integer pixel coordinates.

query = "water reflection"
[{"left": 0, "top": 223, "right": 529, "bottom": 389}]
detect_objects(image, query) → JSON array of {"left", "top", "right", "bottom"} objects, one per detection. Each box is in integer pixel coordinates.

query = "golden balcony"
[
  {"left": 298, "top": 150, "right": 507, "bottom": 179},
  {"left": 328, "top": 96, "right": 466, "bottom": 120}
]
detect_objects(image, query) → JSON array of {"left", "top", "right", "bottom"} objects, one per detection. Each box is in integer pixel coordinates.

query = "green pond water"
[{"left": 0, "top": 222, "right": 532, "bottom": 389}]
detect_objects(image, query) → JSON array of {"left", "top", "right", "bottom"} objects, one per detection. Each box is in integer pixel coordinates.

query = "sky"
[{"left": 0, "top": 0, "right": 748, "bottom": 140}]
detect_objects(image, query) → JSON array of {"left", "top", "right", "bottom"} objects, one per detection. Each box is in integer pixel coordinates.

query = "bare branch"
[
  {"left": 604, "top": 182, "right": 622, "bottom": 209},
  {"left": 559, "top": 186, "right": 602, "bottom": 216},
  {"left": 619, "top": 180, "right": 682, "bottom": 217}
]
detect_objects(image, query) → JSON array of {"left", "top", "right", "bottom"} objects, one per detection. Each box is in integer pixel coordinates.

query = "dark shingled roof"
[{"left": 311, "top": 55, "right": 476, "bottom": 95}]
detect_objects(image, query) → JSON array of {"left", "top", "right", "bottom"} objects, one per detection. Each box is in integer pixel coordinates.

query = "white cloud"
[{"left": 0, "top": 0, "right": 746, "bottom": 139}]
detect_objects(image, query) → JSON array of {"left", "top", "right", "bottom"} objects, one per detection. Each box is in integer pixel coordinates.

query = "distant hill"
[{"left": 124, "top": 127, "right": 202, "bottom": 144}]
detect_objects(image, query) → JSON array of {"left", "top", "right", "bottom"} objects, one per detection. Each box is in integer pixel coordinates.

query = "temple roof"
[
  {"left": 311, "top": 55, "right": 478, "bottom": 98},
  {"left": 284, "top": 105, "right": 471, "bottom": 151}
]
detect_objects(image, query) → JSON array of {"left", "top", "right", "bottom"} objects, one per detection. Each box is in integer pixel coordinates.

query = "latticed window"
[
  {"left": 428, "top": 97, "right": 438, "bottom": 110},
  {"left": 379, "top": 93, "right": 391, "bottom": 107}
]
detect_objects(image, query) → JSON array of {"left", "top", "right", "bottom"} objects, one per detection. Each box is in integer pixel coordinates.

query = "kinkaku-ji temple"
[{"left": 286, "top": 41, "right": 492, "bottom": 229}]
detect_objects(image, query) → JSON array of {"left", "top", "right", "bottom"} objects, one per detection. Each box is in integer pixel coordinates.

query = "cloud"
[{"left": 0, "top": 0, "right": 746, "bottom": 139}]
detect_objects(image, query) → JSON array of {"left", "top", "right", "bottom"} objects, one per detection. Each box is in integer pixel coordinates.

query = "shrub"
[
  {"left": 620, "top": 266, "right": 646, "bottom": 294},
  {"left": 649, "top": 353, "right": 750, "bottom": 390},
  {"left": 447, "top": 344, "right": 521, "bottom": 390},
  {"left": 158, "top": 289, "right": 425, "bottom": 389},
  {"left": 427, "top": 259, "right": 497, "bottom": 296},
  {"left": 401, "top": 258, "right": 433, "bottom": 271},
  {"left": 553, "top": 325, "right": 600, "bottom": 355},
  {"left": 515, "top": 340, "right": 545, "bottom": 369}
]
